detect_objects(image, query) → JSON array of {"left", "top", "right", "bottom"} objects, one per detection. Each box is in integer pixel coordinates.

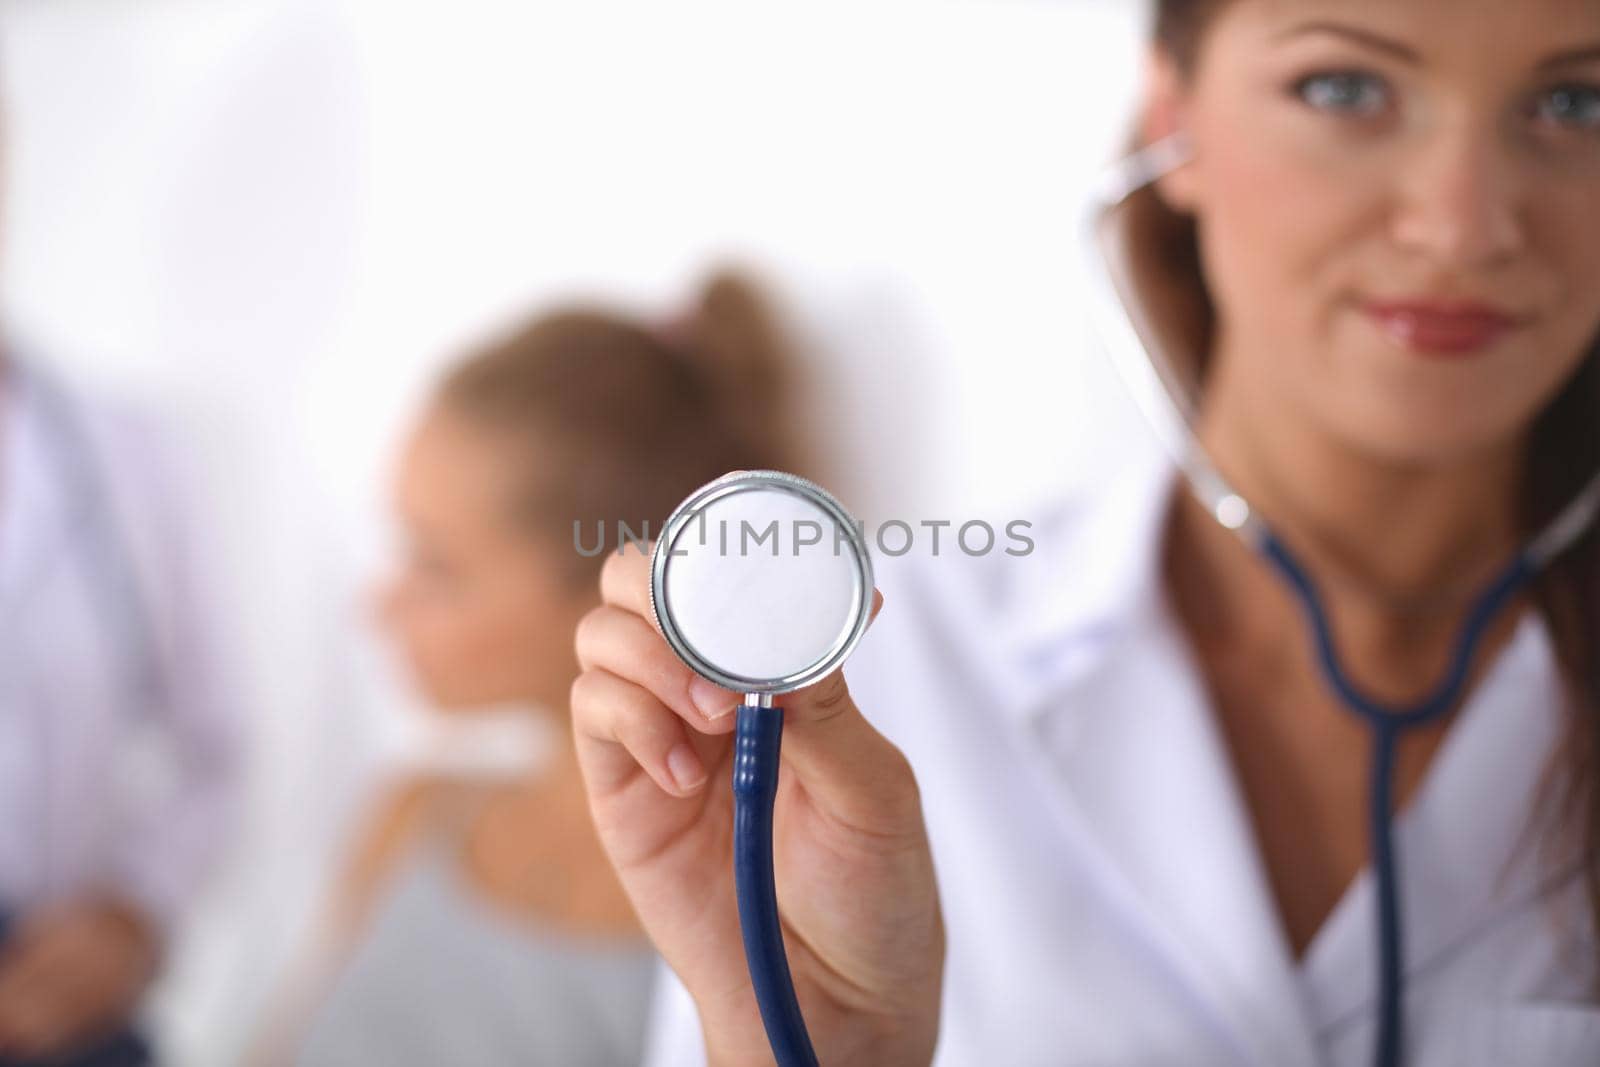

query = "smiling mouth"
[{"left": 1360, "top": 299, "right": 1529, "bottom": 359}]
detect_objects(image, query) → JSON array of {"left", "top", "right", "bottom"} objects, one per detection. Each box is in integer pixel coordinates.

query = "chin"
[
  {"left": 407, "top": 669, "right": 481, "bottom": 713},
  {"left": 1304, "top": 368, "right": 1537, "bottom": 472},
  {"left": 1339, "top": 407, "right": 1528, "bottom": 471},
  {"left": 424, "top": 688, "right": 512, "bottom": 714}
]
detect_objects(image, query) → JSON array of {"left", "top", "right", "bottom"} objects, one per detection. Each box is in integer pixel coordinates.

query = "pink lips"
[{"left": 1362, "top": 299, "right": 1525, "bottom": 358}]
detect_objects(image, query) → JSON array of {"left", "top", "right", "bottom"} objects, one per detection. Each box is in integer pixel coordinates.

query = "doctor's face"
[
  {"left": 1149, "top": 0, "right": 1600, "bottom": 465},
  {"left": 377, "top": 406, "right": 594, "bottom": 714}
]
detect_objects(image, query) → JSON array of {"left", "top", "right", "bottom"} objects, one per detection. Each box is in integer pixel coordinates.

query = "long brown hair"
[
  {"left": 435, "top": 267, "right": 809, "bottom": 587},
  {"left": 1148, "top": 0, "right": 1600, "bottom": 962}
]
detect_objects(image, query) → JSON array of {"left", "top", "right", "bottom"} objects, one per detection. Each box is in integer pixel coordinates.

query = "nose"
[{"left": 1389, "top": 117, "right": 1526, "bottom": 271}]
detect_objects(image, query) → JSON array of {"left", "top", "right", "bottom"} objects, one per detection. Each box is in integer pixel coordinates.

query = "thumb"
[
  {"left": 682, "top": 587, "right": 900, "bottom": 816},
  {"left": 769, "top": 588, "right": 916, "bottom": 826},
  {"left": 781, "top": 584, "right": 882, "bottom": 733}
]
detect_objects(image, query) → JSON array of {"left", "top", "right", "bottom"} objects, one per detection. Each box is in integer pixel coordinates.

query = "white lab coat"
[
  {"left": 641, "top": 441, "right": 1600, "bottom": 1066},
  {"left": 0, "top": 358, "right": 241, "bottom": 942}
]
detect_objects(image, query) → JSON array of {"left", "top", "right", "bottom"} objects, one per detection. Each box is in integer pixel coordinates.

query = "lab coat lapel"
[{"left": 1001, "top": 446, "right": 1322, "bottom": 1067}]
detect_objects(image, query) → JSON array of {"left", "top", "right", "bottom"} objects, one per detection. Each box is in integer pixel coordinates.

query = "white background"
[{"left": 0, "top": 1, "right": 1152, "bottom": 1061}]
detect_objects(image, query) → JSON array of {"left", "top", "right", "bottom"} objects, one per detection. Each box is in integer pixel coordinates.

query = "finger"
[
  {"left": 595, "top": 542, "right": 740, "bottom": 722},
  {"left": 574, "top": 604, "right": 739, "bottom": 731},
  {"left": 570, "top": 667, "right": 710, "bottom": 798},
  {"left": 767, "top": 588, "right": 916, "bottom": 826},
  {"left": 779, "top": 672, "right": 921, "bottom": 838},
  {"left": 597, "top": 537, "right": 657, "bottom": 621}
]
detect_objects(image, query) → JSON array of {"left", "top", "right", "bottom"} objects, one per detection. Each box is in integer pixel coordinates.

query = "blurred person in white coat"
[
  {"left": 568, "top": 1, "right": 1600, "bottom": 1064},
  {"left": 0, "top": 353, "right": 241, "bottom": 1066}
]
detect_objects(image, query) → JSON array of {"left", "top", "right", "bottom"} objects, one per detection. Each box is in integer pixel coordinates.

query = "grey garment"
[{"left": 297, "top": 803, "right": 659, "bottom": 1067}]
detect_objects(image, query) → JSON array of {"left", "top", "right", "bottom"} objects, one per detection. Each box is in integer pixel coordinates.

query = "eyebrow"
[
  {"left": 1540, "top": 43, "right": 1600, "bottom": 71},
  {"left": 1274, "top": 20, "right": 1600, "bottom": 72},
  {"left": 1272, "top": 21, "right": 1420, "bottom": 64}
]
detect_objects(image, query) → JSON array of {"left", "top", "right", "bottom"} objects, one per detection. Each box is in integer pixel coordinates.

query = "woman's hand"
[
  {"left": 0, "top": 897, "right": 158, "bottom": 1060},
  {"left": 572, "top": 543, "right": 944, "bottom": 1067}
]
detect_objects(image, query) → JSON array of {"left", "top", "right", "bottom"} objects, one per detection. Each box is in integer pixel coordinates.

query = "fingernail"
[
  {"left": 691, "top": 677, "right": 734, "bottom": 719},
  {"left": 667, "top": 742, "right": 706, "bottom": 792}
]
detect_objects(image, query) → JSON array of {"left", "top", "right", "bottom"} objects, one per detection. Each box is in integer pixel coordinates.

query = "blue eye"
[
  {"left": 1293, "top": 71, "right": 1390, "bottom": 117},
  {"left": 1535, "top": 83, "right": 1600, "bottom": 130}
]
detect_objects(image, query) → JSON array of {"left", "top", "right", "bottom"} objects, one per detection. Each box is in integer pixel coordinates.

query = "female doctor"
[{"left": 570, "top": 0, "right": 1600, "bottom": 1063}]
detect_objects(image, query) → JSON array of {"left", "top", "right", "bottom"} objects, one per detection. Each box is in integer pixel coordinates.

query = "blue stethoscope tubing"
[
  {"left": 1263, "top": 537, "right": 1533, "bottom": 1067},
  {"left": 734, "top": 696, "right": 820, "bottom": 1067},
  {"left": 1083, "top": 132, "right": 1600, "bottom": 1067}
]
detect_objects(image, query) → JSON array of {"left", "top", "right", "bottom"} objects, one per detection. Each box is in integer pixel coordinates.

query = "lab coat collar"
[
  {"left": 998, "top": 438, "right": 1178, "bottom": 720},
  {"left": 992, "top": 439, "right": 1578, "bottom": 1061},
  {"left": 997, "top": 442, "right": 1323, "bottom": 1067}
]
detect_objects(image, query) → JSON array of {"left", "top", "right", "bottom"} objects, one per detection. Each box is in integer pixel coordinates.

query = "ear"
[{"left": 1140, "top": 46, "right": 1200, "bottom": 214}]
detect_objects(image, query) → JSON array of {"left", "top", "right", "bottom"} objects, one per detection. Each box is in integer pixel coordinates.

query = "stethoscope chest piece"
[{"left": 650, "top": 468, "right": 874, "bottom": 697}]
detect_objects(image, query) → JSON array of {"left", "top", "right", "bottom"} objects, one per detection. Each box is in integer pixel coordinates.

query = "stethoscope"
[
  {"left": 650, "top": 469, "right": 874, "bottom": 1067},
  {"left": 1081, "top": 132, "right": 1600, "bottom": 1067},
  {"left": 0, "top": 355, "right": 161, "bottom": 893}
]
